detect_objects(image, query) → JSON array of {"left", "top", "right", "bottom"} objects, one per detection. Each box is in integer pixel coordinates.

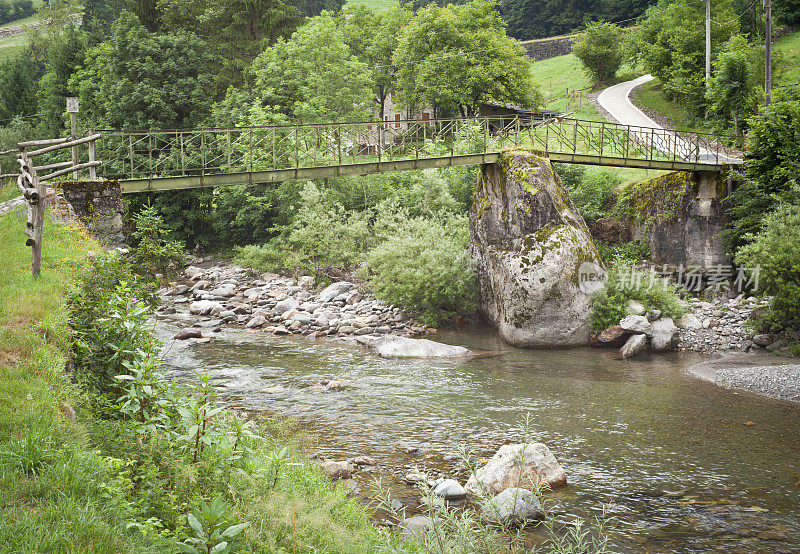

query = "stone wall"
[
  {"left": 60, "top": 181, "right": 124, "bottom": 243},
  {"left": 520, "top": 27, "right": 635, "bottom": 62},
  {"left": 622, "top": 170, "right": 733, "bottom": 269}
]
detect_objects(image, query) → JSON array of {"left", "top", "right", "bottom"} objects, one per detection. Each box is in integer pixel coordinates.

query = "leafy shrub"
[
  {"left": 590, "top": 267, "right": 685, "bottom": 332},
  {"left": 69, "top": 253, "right": 158, "bottom": 394},
  {"left": 573, "top": 21, "right": 624, "bottom": 82},
  {"left": 596, "top": 239, "right": 651, "bottom": 269},
  {"left": 722, "top": 90, "right": 800, "bottom": 253},
  {"left": 130, "top": 203, "right": 185, "bottom": 276},
  {"left": 361, "top": 214, "right": 477, "bottom": 325},
  {"left": 735, "top": 199, "right": 800, "bottom": 331},
  {"left": 561, "top": 168, "right": 620, "bottom": 224}
]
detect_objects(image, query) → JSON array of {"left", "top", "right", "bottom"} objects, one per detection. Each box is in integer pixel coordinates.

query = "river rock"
[
  {"left": 318, "top": 281, "right": 355, "bottom": 303},
  {"left": 245, "top": 315, "right": 267, "bottom": 329},
  {"left": 469, "top": 152, "right": 603, "bottom": 347},
  {"left": 620, "top": 333, "right": 648, "bottom": 358},
  {"left": 189, "top": 300, "right": 223, "bottom": 316},
  {"left": 590, "top": 325, "right": 629, "bottom": 348},
  {"left": 434, "top": 479, "right": 467, "bottom": 500},
  {"left": 274, "top": 297, "right": 299, "bottom": 315},
  {"left": 480, "top": 487, "right": 543, "bottom": 526},
  {"left": 619, "top": 315, "right": 653, "bottom": 336},
  {"left": 173, "top": 328, "right": 202, "bottom": 340},
  {"left": 399, "top": 516, "right": 437, "bottom": 537},
  {"left": 321, "top": 460, "right": 352, "bottom": 480},
  {"left": 464, "top": 443, "right": 566, "bottom": 495},
  {"left": 350, "top": 456, "right": 377, "bottom": 467},
  {"left": 208, "top": 285, "right": 236, "bottom": 298},
  {"left": 184, "top": 265, "right": 204, "bottom": 280},
  {"left": 355, "top": 336, "right": 473, "bottom": 358},
  {"left": 650, "top": 317, "right": 679, "bottom": 352},
  {"left": 680, "top": 313, "right": 703, "bottom": 330},
  {"left": 752, "top": 334, "right": 775, "bottom": 347}
]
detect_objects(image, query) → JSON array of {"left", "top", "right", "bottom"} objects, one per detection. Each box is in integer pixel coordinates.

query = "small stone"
[
  {"left": 391, "top": 499, "right": 404, "bottom": 512},
  {"left": 321, "top": 460, "right": 352, "bottom": 480},
  {"left": 626, "top": 300, "right": 646, "bottom": 316},
  {"left": 620, "top": 333, "right": 648, "bottom": 358},
  {"left": 351, "top": 456, "right": 377, "bottom": 467},
  {"left": 619, "top": 315, "right": 653, "bottom": 337},
  {"left": 434, "top": 479, "right": 467, "bottom": 500},
  {"left": 480, "top": 488, "right": 543, "bottom": 526},
  {"left": 245, "top": 316, "right": 267, "bottom": 329},
  {"left": 174, "top": 327, "right": 203, "bottom": 340}
]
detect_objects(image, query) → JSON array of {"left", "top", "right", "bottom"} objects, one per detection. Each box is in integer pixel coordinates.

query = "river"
[{"left": 156, "top": 316, "right": 800, "bottom": 553}]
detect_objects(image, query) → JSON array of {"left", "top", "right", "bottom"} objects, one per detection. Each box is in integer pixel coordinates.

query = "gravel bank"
[{"left": 688, "top": 355, "right": 800, "bottom": 403}]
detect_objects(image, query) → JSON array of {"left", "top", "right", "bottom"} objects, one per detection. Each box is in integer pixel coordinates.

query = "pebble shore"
[{"left": 158, "top": 261, "right": 430, "bottom": 340}]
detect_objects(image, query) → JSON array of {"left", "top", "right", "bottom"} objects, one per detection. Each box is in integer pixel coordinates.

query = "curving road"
[{"left": 597, "top": 74, "right": 741, "bottom": 165}]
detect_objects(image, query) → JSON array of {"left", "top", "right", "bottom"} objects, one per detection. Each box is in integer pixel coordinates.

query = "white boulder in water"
[
  {"left": 465, "top": 443, "right": 566, "bottom": 495},
  {"left": 355, "top": 336, "right": 474, "bottom": 358}
]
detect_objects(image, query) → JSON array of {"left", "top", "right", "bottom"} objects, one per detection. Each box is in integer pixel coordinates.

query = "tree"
[
  {"left": 229, "top": 14, "right": 373, "bottom": 124},
  {"left": 630, "top": 0, "right": 740, "bottom": 114},
  {"left": 283, "top": 0, "right": 345, "bottom": 17},
  {"left": 157, "top": 0, "right": 301, "bottom": 94},
  {"left": 393, "top": 0, "right": 538, "bottom": 117},
  {"left": 573, "top": 21, "right": 623, "bottom": 83},
  {"left": 706, "top": 35, "right": 760, "bottom": 139},
  {"left": 722, "top": 89, "right": 800, "bottom": 253},
  {"left": 341, "top": 3, "right": 412, "bottom": 120},
  {"left": 35, "top": 27, "right": 88, "bottom": 136},
  {"left": 0, "top": 51, "right": 42, "bottom": 122},
  {"left": 70, "top": 11, "right": 214, "bottom": 130}
]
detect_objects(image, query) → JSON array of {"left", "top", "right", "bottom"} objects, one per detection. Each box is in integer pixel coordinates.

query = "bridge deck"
[{"left": 93, "top": 117, "right": 739, "bottom": 193}]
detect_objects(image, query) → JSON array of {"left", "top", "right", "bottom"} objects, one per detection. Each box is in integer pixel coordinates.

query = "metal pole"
[
  {"left": 705, "top": 0, "right": 711, "bottom": 89},
  {"left": 765, "top": 0, "right": 772, "bottom": 106}
]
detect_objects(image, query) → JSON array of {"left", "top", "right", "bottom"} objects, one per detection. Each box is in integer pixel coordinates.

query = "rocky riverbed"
[
  {"left": 677, "top": 295, "right": 796, "bottom": 355},
  {"left": 688, "top": 354, "right": 800, "bottom": 403},
  {"left": 159, "top": 260, "right": 432, "bottom": 341}
]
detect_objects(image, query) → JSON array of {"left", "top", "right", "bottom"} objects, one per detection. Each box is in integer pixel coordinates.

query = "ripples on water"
[{"left": 157, "top": 317, "right": 800, "bottom": 553}]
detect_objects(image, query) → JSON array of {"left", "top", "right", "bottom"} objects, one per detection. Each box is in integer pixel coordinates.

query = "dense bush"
[
  {"left": 590, "top": 267, "right": 685, "bottom": 332},
  {"left": 723, "top": 90, "right": 800, "bottom": 253},
  {"left": 68, "top": 252, "right": 157, "bottom": 394},
  {"left": 361, "top": 215, "right": 477, "bottom": 325},
  {"left": 558, "top": 166, "right": 621, "bottom": 225},
  {"left": 130, "top": 203, "right": 185, "bottom": 276},
  {"left": 572, "top": 22, "right": 624, "bottom": 83},
  {"left": 735, "top": 200, "right": 800, "bottom": 332},
  {"left": 0, "top": 0, "right": 34, "bottom": 25}
]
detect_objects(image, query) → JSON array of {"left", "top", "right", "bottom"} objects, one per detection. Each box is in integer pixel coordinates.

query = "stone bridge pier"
[
  {"left": 61, "top": 181, "right": 125, "bottom": 243},
  {"left": 626, "top": 168, "right": 735, "bottom": 270}
]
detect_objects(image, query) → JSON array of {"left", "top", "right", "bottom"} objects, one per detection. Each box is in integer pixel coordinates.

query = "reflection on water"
[{"left": 157, "top": 317, "right": 800, "bottom": 553}]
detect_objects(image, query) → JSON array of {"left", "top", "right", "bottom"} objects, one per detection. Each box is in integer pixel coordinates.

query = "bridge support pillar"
[{"left": 61, "top": 180, "right": 124, "bottom": 244}]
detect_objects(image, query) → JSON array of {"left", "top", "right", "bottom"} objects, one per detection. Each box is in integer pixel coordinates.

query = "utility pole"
[
  {"left": 705, "top": 0, "right": 711, "bottom": 89},
  {"left": 765, "top": 0, "right": 772, "bottom": 106}
]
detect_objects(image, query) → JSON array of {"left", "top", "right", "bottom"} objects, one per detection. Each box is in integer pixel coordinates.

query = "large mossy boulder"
[{"left": 469, "top": 152, "right": 602, "bottom": 347}]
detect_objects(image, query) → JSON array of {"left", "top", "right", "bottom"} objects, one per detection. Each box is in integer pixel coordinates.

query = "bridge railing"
[{"left": 96, "top": 117, "right": 735, "bottom": 183}]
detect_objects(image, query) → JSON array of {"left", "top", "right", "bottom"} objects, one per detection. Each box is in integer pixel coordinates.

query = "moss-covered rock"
[{"left": 469, "top": 152, "right": 603, "bottom": 347}]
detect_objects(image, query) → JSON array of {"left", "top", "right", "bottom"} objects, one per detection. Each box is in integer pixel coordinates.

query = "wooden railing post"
[{"left": 88, "top": 132, "right": 97, "bottom": 180}]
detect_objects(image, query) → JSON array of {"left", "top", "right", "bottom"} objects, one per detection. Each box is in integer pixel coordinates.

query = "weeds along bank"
[{"left": 0, "top": 213, "right": 393, "bottom": 552}]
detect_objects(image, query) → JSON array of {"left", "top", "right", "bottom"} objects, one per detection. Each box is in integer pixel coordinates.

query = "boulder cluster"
[
  {"left": 590, "top": 301, "right": 679, "bottom": 358},
  {"left": 316, "top": 442, "right": 566, "bottom": 532},
  {"left": 161, "top": 261, "right": 430, "bottom": 340}
]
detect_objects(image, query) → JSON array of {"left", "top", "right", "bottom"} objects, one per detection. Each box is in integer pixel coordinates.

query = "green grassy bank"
[{"left": 0, "top": 206, "right": 394, "bottom": 552}]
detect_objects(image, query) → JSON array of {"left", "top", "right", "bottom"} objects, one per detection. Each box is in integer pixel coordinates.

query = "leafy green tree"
[
  {"left": 706, "top": 35, "right": 760, "bottom": 139},
  {"left": 393, "top": 0, "right": 538, "bottom": 117},
  {"left": 776, "top": 0, "right": 800, "bottom": 25},
  {"left": 70, "top": 11, "right": 213, "bottom": 130},
  {"left": 0, "top": 51, "right": 42, "bottom": 123},
  {"left": 157, "top": 0, "right": 301, "bottom": 94},
  {"left": 722, "top": 89, "right": 800, "bottom": 253},
  {"left": 35, "top": 27, "right": 88, "bottom": 136},
  {"left": 630, "top": 0, "right": 740, "bottom": 114},
  {"left": 225, "top": 14, "right": 373, "bottom": 123},
  {"left": 572, "top": 21, "right": 623, "bottom": 83},
  {"left": 341, "top": 3, "right": 412, "bottom": 120},
  {"left": 82, "top": 0, "right": 126, "bottom": 40}
]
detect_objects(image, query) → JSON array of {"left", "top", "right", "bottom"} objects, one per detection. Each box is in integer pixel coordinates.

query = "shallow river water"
[{"left": 156, "top": 317, "right": 800, "bottom": 553}]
